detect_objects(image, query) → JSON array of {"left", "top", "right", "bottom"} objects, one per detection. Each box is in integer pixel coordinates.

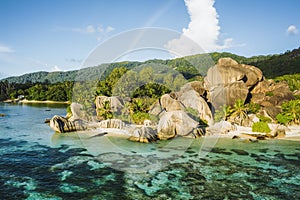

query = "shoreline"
[
  {"left": 21, "top": 99, "right": 71, "bottom": 104},
  {"left": 3, "top": 99, "right": 70, "bottom": 104},
  {"left": 204, "top": 131, "right": 300, "bottom": 141},
  {"left": 55, "top": 125, "right": 300, "bottom": 142}
]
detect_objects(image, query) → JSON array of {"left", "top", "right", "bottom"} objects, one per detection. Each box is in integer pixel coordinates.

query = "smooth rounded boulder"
[
  {"left": 157, "top": 110, "right": 199, "bottom": 140},
  {"left": 160, "top": 94, "right": 185, "bottom": 112},
  {"left": 205, "top": 58, "right": 263, "bottom": 108},
  {"left": 50, "top": 115, "right": 87, "bottom": 133},
  {"left": 178, "top": 89, "right": 213, "bottom": 125}
]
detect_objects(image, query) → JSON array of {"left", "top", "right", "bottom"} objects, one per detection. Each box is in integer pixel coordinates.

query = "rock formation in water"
[
  {"left": 48, "top": 57, "right": 295, "bottom": 142},
  {"left": 50, "top": 115, "right": 87, "bottom": 133}
]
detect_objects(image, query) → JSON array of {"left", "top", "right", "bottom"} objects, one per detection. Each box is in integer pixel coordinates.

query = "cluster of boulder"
[
  {"left": 49, "top": 58, "right": 295, "bottom": 142},
  {"left": 205, "top": 58, "right": 294, "bottom": 122}
]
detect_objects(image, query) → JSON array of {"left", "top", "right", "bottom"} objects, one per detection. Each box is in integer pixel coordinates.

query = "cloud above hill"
[{"left": 165, "top": 0, "right": 232, "bottom": 56}]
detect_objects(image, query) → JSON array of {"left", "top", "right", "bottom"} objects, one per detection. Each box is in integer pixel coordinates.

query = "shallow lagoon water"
[{"left": 0, "top": 103, "right": 299, "bottom": 199}]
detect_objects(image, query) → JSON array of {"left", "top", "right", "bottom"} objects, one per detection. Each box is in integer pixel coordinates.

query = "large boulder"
[
  {"left": 50, "top": 115, "right": 87, "bottom": 133},
  {"left": 178, "top": 81, "right": 207, "bottom": 97},
  {"left": 205, "top": 59, "right": 244, "bottom": 87},
  {"left": 208, "top": 81, "right": 249, "bottom": 108},
  {"left": 157, "top": 111, "right": 200, "bottom": 140},
  {"left": 129, "top": 126, "right": 158, "bottom": 143},
  {"left": 268, "top": 82, "right": 294, "bottom": 105},
  {"left": 251, "top": 80, "right": 294, "bottom": 106},
  {"left": 205, "top": 58, "right": 262, "bottom": 87},
  {"left": 250, "top": 93, "right": 266, "bottom": 105},
  {"left": 160, "top": 94, "right": 185, "bottom": 112},
  {"left": 69, "top": 103, "right": 86, "bottom": 121},
  {"left": 177, "top": 89, "right": 213, "bottom": 125},
  {"left": 251, "top": 80, "right": 271, "bottom": 94},
  {"left": 239, "top": 64, "right": 263, "bottom": 88},
  {"left": 95, "top": 96, "right": 125, "bottom": 115},
  {"left": 205, "top": 58, "right": 262, "bottom": 108},
  {"left": 148, "top": 100, "right": 164, "bottom": 117},
  {"left": 260, "top": 106, "right": 282, "bottom": 120}
]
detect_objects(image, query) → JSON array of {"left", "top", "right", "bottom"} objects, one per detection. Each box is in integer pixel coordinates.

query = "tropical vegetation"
[
  {"left": 214, "top": 101, "right": 260, "bottom": 126},
  {"left": 252, "top": 122, "right": 271, "bottom": 133},
  {"left": 276, "top": 99, "right": 300, "bottom": 125}
]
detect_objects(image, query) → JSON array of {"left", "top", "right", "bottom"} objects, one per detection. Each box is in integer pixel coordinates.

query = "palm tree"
[
  {"left": 282, "top": 100, "right": 300, "bottom": 124},
  {"left": 230, "top": 99, "right": 249, "bottom": 126},
  {"left": 222, "top": 104, "right": 232, "bottom": 121},
  {"left": 97, "top": 100, "right": 113, "bottom": 120}
]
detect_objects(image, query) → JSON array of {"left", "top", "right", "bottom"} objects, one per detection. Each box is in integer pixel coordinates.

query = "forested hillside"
[
  {"left": 1, "top": 47, "right": 299, "bottom": 102},
  {"left": 2, "top": 47, "right": 300, "bottom": 84},
  {"left": 2, "top": 71, "right": 77, "bottom": 84}
]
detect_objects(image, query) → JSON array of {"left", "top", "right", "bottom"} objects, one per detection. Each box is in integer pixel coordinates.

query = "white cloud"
[
  {"left": 68, "top": 24, "right": 114, "bottom": 35},
  {"left": 0, "top": 44, "right": 14, "bottom": 53},
  {"left": 71, "top": 25, "right": 96, "bottom": 34},
  {"left": 165, "top": 0, "right": 232, "bottom": 56},
  {"left": 67, "top": 25, "right": 115, "bottom": 42},
  {"left": 54, "top": 24, "right": 115, "bottom": 42},
  {"left": 106, "top": 26, "right": 115, "bottom": 33},
  {"left": 51, "top": 65, "right": 61, "bottom": 72},
  {"left": 97, "top": 25, "right": 115, "bottom": 33},
  {"left": 86, "top": 25, "right": 96, "bottom": 33},
  {"left": 287, "top": 25, "right": 298, "bottom": 35},
  {"left": 97, "top": 26, "right": 104, "bottom": 33}
]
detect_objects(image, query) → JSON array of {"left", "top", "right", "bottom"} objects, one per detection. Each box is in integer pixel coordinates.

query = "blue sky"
[{"left": 0, "top": 0, "right": 299, "bottom": 78}]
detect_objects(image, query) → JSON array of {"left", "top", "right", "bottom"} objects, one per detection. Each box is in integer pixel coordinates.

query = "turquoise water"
[{"left": 0, "top": 103, "right": 299, "bottom": 199}]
